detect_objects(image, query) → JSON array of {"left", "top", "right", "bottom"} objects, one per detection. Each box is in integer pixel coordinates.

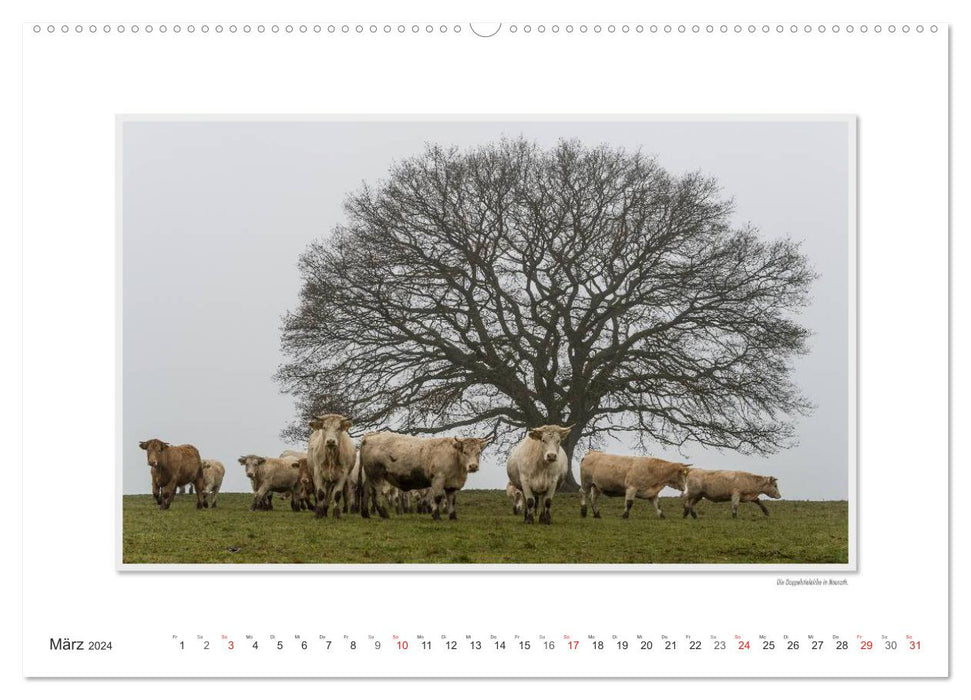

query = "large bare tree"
[{"left": 276, "top": 138, "right": 815, "bottom": 490}]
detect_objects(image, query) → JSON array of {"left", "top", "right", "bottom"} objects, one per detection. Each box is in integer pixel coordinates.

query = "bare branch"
[{"left": 276, "top": 137, "right": 817, "bottom": 482}]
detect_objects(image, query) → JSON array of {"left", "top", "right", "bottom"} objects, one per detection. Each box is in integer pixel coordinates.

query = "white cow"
[
  {"left": 307, "top": 414, "right": 356, "bottom": 519},
  {"left": 200, "top": 459, "right": 226, "bottom": 508},
  {"left": 506, "top": 424, "right": 572, "bottom": 525}
]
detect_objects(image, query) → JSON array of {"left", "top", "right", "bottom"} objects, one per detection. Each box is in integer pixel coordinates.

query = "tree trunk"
[{"left": 558, "top": 443, "right": 580, "bottom": 492}]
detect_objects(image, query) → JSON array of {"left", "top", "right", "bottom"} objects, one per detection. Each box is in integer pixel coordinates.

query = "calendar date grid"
[{"left": 172, "top": 632, "right": 924, "bottom": 655}]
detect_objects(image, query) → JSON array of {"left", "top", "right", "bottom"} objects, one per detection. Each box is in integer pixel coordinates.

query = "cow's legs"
[
  {"left": 160, "top": 477, "right": 178, "bottom": 510},
  {"left": 314, "top": 485, "right": 330, "bottom": 518},
  {"left": 690, "top": 497, "right": 700, "bottom": 518},
  {"left": 362, "top": 477, "right": 380, "bottom": 518},
  {"left": 369, "top": 478, "right": 390, "bottom": 519},
  {"left": 151, "top": 469, "right": 161, "bottom": 505},
  {"left": 194, "top": 475, "right": 208, "bottom": 509},
  {"left": 331, "top": 478, "right": 345, "bottom": 519},
  {"left": 589, "top": 484, "right": 602, "bottom": 519},
  {"left": 445, "top": 489, "right": 458, "bottom": 520},
  {"left": 538, "top": 490, "right": 553, "bottom": 525},
  {"left": 579, "top": 483, "right": 589, "bottom": 518},
  {"left": 253, "top": 485, "right": 271, "bottom": 511},
  {"left": 430, "top": 491, "right": 444, "bottom": 521},
  {"left": 376, "top": 484, "right": 391, "bottom": 519},
  {"left": 684, "top": 495, "right": 701, "bottom": 519},
  {"left": 349, "top": 481, "right": 360, "bottom": 514},
  {"left": 755, "top": 498, "right": 770, "bottom": 516},
  {"left": 622, "top": 486, "right": 638, "bottom": 519},
  {"left": 359, "top": 477, "right": 371, "bottom": 518},
  {"left": 519, "top": 483, "right": 536, "bottom": 524},
  {"left": 428, "top": 477, "right": 446, "bottom": 521},
  {"left": 731, "top": 492, "right": 741, "bottom": 518},
  {"left": 650, "top": 494, "right": 664, "bottom": 519},
  {"left": 210, "top": 486, "right": 220, "bottom": 508}
]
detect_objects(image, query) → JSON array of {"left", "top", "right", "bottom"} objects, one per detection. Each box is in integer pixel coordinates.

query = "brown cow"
[
  {"left": 579, "top": 451, "right": 690, "bottom": 519},
  {"left": 296, "top": 457, "right": 316, "bottom": 511},
  {"left": 682, "top": 469, "right": 782, "bottom": 519},
  {"left": 238, "top": 455, "right": 302, "bottom": 512},
  {"left": 139, "top": 439, "right": 208, "bottom": 510},
  {"left": 359, "top": 433, "right": 489, "bottom": 520}
]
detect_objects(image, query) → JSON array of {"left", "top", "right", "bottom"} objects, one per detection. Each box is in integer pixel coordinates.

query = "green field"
[{"left": 122, "top": 490, "right": 848, "bottom": 565}]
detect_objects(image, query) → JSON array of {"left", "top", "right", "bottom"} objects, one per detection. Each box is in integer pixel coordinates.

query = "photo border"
[{"left": 114, "top": 114, "right": 858, "bottom": 573}]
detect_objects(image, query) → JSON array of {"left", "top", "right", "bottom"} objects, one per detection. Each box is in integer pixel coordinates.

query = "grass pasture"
[{"left": 122, "top": 490, "right": 848, "bottom": 565}]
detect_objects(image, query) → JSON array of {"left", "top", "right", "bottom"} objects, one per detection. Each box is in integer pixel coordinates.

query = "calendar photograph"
[{"left": 119, "top": 117, "right": 855, "bottom": 568}]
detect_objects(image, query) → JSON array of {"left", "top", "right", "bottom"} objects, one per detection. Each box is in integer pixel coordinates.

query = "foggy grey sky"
[{"left": 122, "top": 119, "right": 851, "bottom": 498}]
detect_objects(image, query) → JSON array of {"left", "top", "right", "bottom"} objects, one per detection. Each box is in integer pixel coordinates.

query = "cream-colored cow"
[
  {"left": 307, "top": 414, "right": 356, "bottom": 519},
  {"left": 238, "top": 455, "right": 302, "bottom": 512},
  {"left": 200, "top": 459, "right": 226, "bottom": 508},
  {"left": 579, "top": 451, "right": 689, "bottom": 519},
  {"left": 359, "top": 433, "right": 488, "bottom": 520},
  {"left": 682, "top": 469, "right": 782, "bottom": 519},
  {"left": 506, "top": 425, "right": 572, "bottom": 525}
]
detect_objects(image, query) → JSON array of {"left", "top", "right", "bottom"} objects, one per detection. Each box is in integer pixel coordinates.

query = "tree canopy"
[{"left": 276, "top": 137, "right": 815, "bottom": 488}]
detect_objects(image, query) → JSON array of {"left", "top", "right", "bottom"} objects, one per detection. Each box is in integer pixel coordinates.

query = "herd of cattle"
[{"left": 138, "top": 415, "right": 783, "bottom": 523}]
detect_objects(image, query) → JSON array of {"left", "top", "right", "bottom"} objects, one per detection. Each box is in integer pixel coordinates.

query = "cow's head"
[
  {"left": 527, "top": 424, "right": 573, "bottom": 463},
  {"left": 762, "top": 476, "right": 781, "bottom": 499},
  {"left": 139, "top": 439, "right": 169, "bottom": 468},
  {"left": 451, "top": 437, "right": 491, "bottom": 473},
  {"left": 310, "top": 413, "right": 352, "bottom": 451},
  {"left": 673, "top": 465, "right": 693, "bottom": 491},
  {"left": 238, "top": 455, "right": 266, "bottom": 480}
]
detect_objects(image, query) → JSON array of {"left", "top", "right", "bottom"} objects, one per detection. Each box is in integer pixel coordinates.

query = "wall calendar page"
[{"left": 12, "top": 0, "right": 958, "bottom": 694}]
